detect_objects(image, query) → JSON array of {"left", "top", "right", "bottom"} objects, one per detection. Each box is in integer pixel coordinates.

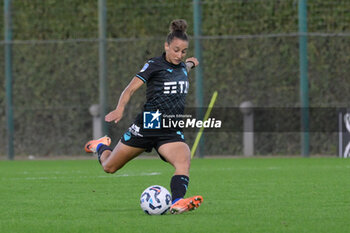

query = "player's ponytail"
[{"left": 166, "top": 19, "right": 189, "bottom": 44}]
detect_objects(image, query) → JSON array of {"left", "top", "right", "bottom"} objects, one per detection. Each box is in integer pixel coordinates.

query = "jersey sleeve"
[{"left": 136, "top": 60, "right": 157, "bottom": 83}]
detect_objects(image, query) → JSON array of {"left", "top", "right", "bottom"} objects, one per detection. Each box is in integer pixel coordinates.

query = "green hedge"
[
  {"left": 1, "top": 0, "right": 350, "bottom": 156},
  {"left": 0, "top": 44, "right": 4, "bottom": 155}
]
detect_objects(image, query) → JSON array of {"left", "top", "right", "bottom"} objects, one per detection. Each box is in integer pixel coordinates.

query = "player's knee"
[
  {"left": 103, "top": 166, "right": 117, "bottom": 174},
  {"left": 184, "top": 161, "right": 191, "bottom": 172},
  {"left": 102, "top": 163, "right": 119, "bottom": 174},
  {"left": 175, "top": 159, "right": 191, "bottom": 173},
  {"left": 182, "top": 158, "right": 191, "bottom": 169}
]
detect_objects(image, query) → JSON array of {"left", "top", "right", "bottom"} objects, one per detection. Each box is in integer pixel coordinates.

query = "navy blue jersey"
[{"left": 136, "top": 53, "right": 189, "bottom": 116}]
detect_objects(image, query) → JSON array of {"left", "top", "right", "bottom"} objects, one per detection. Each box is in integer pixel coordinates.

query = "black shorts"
[{"left": 120, "top": 121, "right": 186, "bottom": 161}]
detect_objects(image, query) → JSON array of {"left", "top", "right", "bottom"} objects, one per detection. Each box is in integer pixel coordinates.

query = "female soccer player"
[{"left": 84, "top": 19, "right": 203, "bottom": 214}]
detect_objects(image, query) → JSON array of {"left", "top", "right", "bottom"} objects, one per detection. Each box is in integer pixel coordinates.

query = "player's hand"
[
  {"left": 185, "top": 57, "right": 199, "bottom": 68},
  {"left": 105, "top": 108, "right": 123, "bottom": 124}
]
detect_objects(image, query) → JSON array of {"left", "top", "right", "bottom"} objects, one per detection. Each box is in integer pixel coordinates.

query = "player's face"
[{"left": 164, "top": 38, "right": 189, "bottom": 65}]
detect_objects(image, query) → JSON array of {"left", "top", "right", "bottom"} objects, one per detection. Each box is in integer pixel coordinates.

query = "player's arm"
[
  {"left": 185, "top": 57, "right": 199, "bottom": 73},
  {"left": 105, "top": 77, "right": 144, "bottom": 124}
]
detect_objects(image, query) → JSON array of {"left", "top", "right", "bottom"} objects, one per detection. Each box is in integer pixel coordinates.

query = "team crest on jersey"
[{"left": 140, "top": 63, "right": 149, "bottom": 72}]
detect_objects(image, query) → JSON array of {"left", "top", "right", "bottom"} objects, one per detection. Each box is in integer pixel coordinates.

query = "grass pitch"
[{"left": 1, "top": 157, "right": 350, "bottom": 233}]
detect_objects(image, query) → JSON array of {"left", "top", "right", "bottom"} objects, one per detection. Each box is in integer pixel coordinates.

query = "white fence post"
[
  {"left": 89, "top": 104, "right": 103, "bottom": 139},
  {"left": 240, "top": 101, "right": 254, "bottom": 157}
]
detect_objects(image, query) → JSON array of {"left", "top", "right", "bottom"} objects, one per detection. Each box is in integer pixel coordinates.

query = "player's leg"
[
  {"left": 99, "top": 140, "right": 145, "bottom": 173},
  {"left": 158, "top": 141, "right": 191, "bottom": 176},
  {"left": 157, "top": 141, "right": 203, "bottom": 214},
  {"left": 85, "top": 136, "right": 145, "bottom": 173},
  {"left": 157, "top": 141, "right": 191, "bottom": 202}
]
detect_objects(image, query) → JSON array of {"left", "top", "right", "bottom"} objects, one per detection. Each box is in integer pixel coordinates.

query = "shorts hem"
[
  {"left": 120, "top": 140, "right": 148, "bottom": 150},
  {"left": 155, "top": 138, "right": 186, "bottom": 151}
]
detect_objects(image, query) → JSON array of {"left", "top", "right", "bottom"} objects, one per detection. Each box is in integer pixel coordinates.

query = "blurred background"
[{"left": 1, "top": 0, "right": 350, "bottom": 158}]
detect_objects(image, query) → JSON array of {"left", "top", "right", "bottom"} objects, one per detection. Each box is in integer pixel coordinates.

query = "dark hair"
[{"left": 166, "top": 19, "right": 189, "bottom": 44}]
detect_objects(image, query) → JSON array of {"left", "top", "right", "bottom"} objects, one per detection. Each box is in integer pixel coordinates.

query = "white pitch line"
[
  {"left": 97, "top": 172, "right": 161, "bottom": 178},
  {"left": 2, "top": 172, "right": 161, "bottom": 181}
]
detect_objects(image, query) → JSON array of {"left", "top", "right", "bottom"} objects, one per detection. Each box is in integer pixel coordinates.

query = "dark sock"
[
  {"left": 96, "top": 144, "right": 112, "bottom": 164},
  {"left": 170, "top": 175, "right": 189, "bottom": 204}
]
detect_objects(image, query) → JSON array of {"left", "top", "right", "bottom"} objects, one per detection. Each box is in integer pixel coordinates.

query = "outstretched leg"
[
  {"left": 85, "top": 136, "right": 145, "bottom": 173},
  {"left": 100, "top": 140, "right": 145, "bottom": 173}
]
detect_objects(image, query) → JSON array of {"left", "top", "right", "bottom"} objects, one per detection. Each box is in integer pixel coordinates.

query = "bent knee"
[
  {"left": 174, "top": 160, "right": 191, "bottom": 173},
  {"left": 102, "top": 164, "right": 119, "bottom": 174}
]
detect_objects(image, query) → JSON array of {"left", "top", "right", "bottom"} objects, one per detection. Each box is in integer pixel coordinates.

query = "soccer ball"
[{"left": 140, "top": 185, "right": 172, "bottom": 215}]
